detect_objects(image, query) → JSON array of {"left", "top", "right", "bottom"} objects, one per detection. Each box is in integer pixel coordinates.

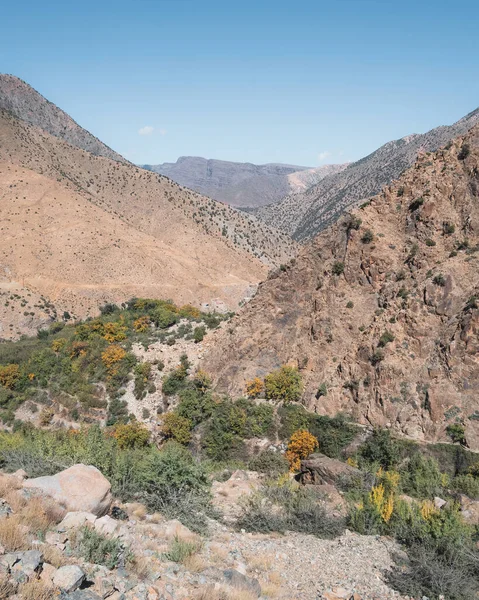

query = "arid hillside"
[
  {"left": 202, "top": 125, "right": 479, "bottom": 449},
  {"left": 0, "top": 74, "right": 126, "bottom": 163},
  {"left": 0, "top": 109, "right": 297, "bottom": 338},
  {"left": 256, "top": 107, "right": 479, "bottom": 241},
  {"left": 147, "top": 156, "right": 347, "bottom": 208}
]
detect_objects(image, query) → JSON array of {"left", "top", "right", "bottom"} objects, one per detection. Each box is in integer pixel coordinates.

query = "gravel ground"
[{"left": 213, "top": 528, "right": 409, "bottom": 600}]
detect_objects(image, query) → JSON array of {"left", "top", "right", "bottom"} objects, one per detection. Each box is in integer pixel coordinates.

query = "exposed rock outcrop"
[{"left": 202, "top": 125, "right": 479, "bottom": 449}]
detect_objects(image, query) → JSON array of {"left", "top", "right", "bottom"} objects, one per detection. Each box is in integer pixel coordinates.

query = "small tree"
[
  {"left": 286, "top": 429, "right": 318, "bottom": 471},
  {"left": 161, "top": 412, "right": 193, "bottom": 445},
  {"left": 332, "top": 261, "right": 345, "bottom": 275},
  {"left": 264, "top": 366, "right": 302, "bottom": 403},
  {"left": 112, "top": 422, "right": 150, "bottom": 449},
  {"left": 245, "top": 377, "right": 264, "bottom": 398}
]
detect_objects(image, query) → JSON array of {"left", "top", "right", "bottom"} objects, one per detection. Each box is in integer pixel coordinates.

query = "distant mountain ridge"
[
  {"left": 0, "top": 77, "right": 297, "bottom": 339},
  {"left": 0, "top": 74, "right": 126, "bottom": 163},
  {"left": 255, "top": 107, "right": 479, "bottom": 241},
  {"left": 144, "top": 156, "right": 348, "bottom": 208}
]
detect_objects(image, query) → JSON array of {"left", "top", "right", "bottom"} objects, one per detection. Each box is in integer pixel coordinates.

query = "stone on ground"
[{"left": 23, "top": 464, "right": 112, "bottom": 516}]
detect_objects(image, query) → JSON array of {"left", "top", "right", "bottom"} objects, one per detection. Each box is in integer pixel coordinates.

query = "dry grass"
[
  {"left": 268, "top": 571, "right": 283, "bottom": 585},
  {"left": 21, "top": 496, "right": 65, "bottom": 532},
  {"left": 3, "top": 489, "right": 26, "bottom": 512},
  {"left": 125, "top": 502, "right": 147, "bottom": 520},
  {"left": 18, "top": 580, "right": 57, "bottom": 600},
  {"left": 244, "top": 551, "right": 274, "bottom": 571},
  {"left": 209, "top": 542, "right": 230, "bottom": 565},
  {"left": 183, "top": 553, "right": 207, "bottom": 573},
  {"left": 194, "top": 586, "right": 259, "bottom": 600},
  {"left": 130, "top": 555, "right": 150, "bottom": 580},
  {"left": 260, "top": 582, "right": 282, "bottom": 598},
  {"left": 42, "top": 545, "right": 69, "bottom": 568},
  {"left": 0, "top": 576, "right": 17, "bottom": 600},
  {"left": 0, "top": 474, "right": 21, "bottom": 497},
  {"left": 0, "top": 515, "right": 28, "bottom": 551}
]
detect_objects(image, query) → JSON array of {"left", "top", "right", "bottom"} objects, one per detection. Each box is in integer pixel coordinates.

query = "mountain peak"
[{"left": 0, "top": 73, "right": 126, "bottom": 163}]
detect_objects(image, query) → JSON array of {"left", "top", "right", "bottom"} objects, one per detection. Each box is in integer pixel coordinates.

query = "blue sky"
[{"left": 1, "top": 0, "right": 478, "bottom": 166}]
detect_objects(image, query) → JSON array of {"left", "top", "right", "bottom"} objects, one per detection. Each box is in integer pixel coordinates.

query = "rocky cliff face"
[
  {"left": 202, "top": 125, "right": 479, "bottom": 449},
  {"left": 256, "top": 107, "right": 479, "bottom": 241},
  {"left": 0, "top": 74, "right": 126, "bottom": 163},
  {"left": 145, "top": 157, "right": 347, "bottom": 208}
]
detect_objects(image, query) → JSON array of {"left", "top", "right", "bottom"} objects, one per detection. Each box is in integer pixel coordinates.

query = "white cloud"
[
  {"left": 138, "top": 126, "right": 154, "bottom": 136},
  {"left": 158, "top": 129, "right": 167, "bottom": 136},
  {"left": 318, "top": 151, "right": 331, "bottom": 162}
]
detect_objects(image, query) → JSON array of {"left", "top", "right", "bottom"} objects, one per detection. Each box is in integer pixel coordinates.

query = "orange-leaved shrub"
[{"left": 286, "top": 429, "right": 318, "bottom": 471}]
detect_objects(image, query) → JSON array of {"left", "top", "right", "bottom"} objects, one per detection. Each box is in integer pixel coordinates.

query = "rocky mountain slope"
[
  {"left": 202, "top": 125, "right": 479, "bottom": 450},
  {"left": 256, "top": 107, "right": 479, "bottom": 241},
  {"left": 0, "top": 107, "right": 297, "bottom": 338},
  {"left": 145, "top": 157, "right": 347, "bottom": 208},
  {"left": 0, "top": 74, "right": 126, "bottom": 163}
]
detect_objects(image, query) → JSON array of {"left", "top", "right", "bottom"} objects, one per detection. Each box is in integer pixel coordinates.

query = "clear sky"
[{"left": 1, "top": 0, "right": 478, "bottom": 166}]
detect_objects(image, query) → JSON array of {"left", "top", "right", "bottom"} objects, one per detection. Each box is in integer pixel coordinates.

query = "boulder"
[
  {"left": 223, "top": 569, "right": 261, "bottom": 597},
  {"left": 52, "top": 564, "right": 86, "bottom": 592},
  {"left": 94, "top": 515, "right": 119, "bottom": 537},
  {"left": 299, "top": 454, "right": 361, "bottom": 486},
  {"left": 23, "top": 464, "right": 112, "bottom": 516},
  {"left": 163, "top": 519, "right": 197, "bottom": 542},
  {"left": 13, "top": 550, "right": 43, "bottom": 578},
  {"left": 459, "top": 494, "right": 479, "bottom": 525},
  {"left": 58, "top": 511, "right": 98, "bottom": 530}
]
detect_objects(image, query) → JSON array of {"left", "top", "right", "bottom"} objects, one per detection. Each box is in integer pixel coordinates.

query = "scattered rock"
[
  {"left": 52, "top": 564, "right": 86, "bottom": 592},
  {"left": 23, "top": 464, "right": 112, "bottom": 516},
  {"left": 434, "top": 496, "right": 447, "bottom": 509},
  {"left": 58, "top": 510, "right": 98, "bottom": 530},
  {"left": 15, "top": 550, "right": 43, "bottom": 577},
  {"left": 223, "top": 569, "right": 261, "bottom": 597},
  {"left": 94, "top": 514, "right": 119, "bottom": 536},
  {"left": 163, "top": 519, "right": 197, "bottom": 542},
  {"left": 299, "top": 454, "right": 361, "bottom": 486}
]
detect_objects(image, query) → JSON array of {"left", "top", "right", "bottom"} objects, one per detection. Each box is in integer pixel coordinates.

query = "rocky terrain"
[
  {"left": 0, "top": 101, "right": 297, "bottom": 338},
  {"left": 202, "top": 124, "right": 479, "bottom": 449},
  {"left": 255, "top": 107, "right": 479, "bottom": 241},
  {"left": 0, "top": 75, "right": 126, "bottom": 163},
  {"left": 146, "top": 157, "right": 347, "bottom": 209},
  {"left": 0, "top": 466, "right": 408, "bottom": 600}
]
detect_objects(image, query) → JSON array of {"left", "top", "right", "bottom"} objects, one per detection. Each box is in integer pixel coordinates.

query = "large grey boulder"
[
  {"left": 23, "top": 464, "right": 112, "bottom": 516},
  {"left": 52, "top": 564, "right": 86, "bottom": 592},
  {"left": 299, "top": 453, "right": 361, "bottom": 486}
]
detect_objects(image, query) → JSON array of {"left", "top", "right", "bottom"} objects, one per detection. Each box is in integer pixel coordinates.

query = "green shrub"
[
  {"left": 162, "top": 366, "right": 188, "bottom": 396},
  {"left": 248, "top": 450, "right": 289, "bottom": 475},
  {"left": 264, "top": 366, "right": 302, "bottom": 404},
  {"left": 76, "top": 526, "right": 125, "bottom": 569},
  {"left": 451, "top": 474, "right": 479, "bottom": 499},
  {"left": 378, "top": 330, "right": 394, "bottom": 347},
  {"left": 433, "top": 274, "right": 446, "bottom": 286},
  {"left": 162, "top": 536, "right": 200, "bottom": 563},
  {"left": 359, "top": 429, "right": 399, "bottom": 469},
  {"left": 177, "top": 388, "right": 215, "bottom": 427},
  {"left": 161, "top": 412, "right": 193, "bottom": 445},
  {"left": 361, "top": 229, "right": 374, "bottom": 244},
  {"left": 457, "top": 143, "right": 470, "bottom": 160},
  {"left": 237, "top": 479, "right": 344, "bottom": 539},
  {"left": 133, "top": 362, "right": 151, "bottom": 399},
  {"left": 447, "top": 423, "right": 466, "bottom": 444},
  {"left": 193, "top": 326, "right": 206, "bottom": 343},
  {"left": 409, "top": 198, "right": 424, "bottom": 211},
  {"left": 332, "top": 261, "right": 345, "bottom": 275},
  {"left": 400, "top": 453, "right": 444, "bottom": 499}
]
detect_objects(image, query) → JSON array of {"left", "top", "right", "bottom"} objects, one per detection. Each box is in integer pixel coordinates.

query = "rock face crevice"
[{"left": 202, "top": 126, "right": 479, "bottom": 449}]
